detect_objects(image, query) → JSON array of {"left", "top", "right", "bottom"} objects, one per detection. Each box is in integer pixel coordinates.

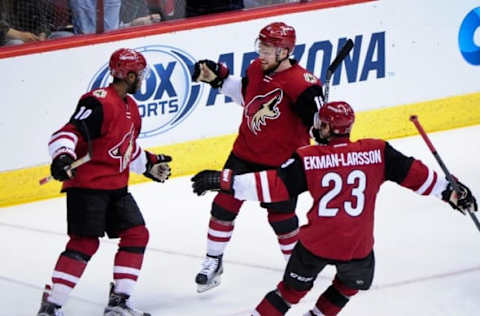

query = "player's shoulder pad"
[
  {"left": 248, "top": 58, "right": 263, "bottom": 74},
  {"left": 296, "top": 144, "right": 320, "bottom": 156},
  {"left": 91, "top": 88, "right": 109, "bottom": 99},
  {"left": 78, "top": 94, "right": 104, "bottom": 110},
  {"left": 355, "top": 138, "right": 386, "bottom": 148},
  {"left": 82, "top": 88, "right": 110, "bottom": 105},
  {"left": 297, "top": 85, "right": 324, "bottom": 101},
  {"left": 303, "top": 72, "right": 319, "bottom": 85},
  {"left": 293, "top": 63, "right": 320, "bottom": 85}
]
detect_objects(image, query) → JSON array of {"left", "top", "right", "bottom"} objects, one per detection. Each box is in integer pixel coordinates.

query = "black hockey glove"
[
  {"left": 50, "top": 154, "right": 76, "bottom": 181},
  {"left": 442, "top": 179, "right": 478, "bottom": 215},
  {"left": 191, "top": 169, "right": 234, "bottom": 196},
  {"left": 192, "top": 59, "right": 229, "bottom": 88},
  {"left": 144, "top": 152, "right": 172, "bottom": 183}
]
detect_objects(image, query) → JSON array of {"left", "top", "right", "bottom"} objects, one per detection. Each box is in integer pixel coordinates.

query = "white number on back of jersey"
[
  {"left": 313, "top": 95, "right": 323, "bottom": 109},
  {"left": 73, "top": 106, "right": 92, "bottom": 120},
  {"left": 318, "top": 170, "right": 366, "bottom": 217}
]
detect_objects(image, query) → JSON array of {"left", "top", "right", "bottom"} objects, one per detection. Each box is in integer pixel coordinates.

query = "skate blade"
[
  {"left": 196, "top": 275, "right": 221, "bottom": 293},
  {"left": 104, "top": 311, "right": 150, "bottom": 316},
  {"left": 104, "top": 310, "right": 122, "bottom": 316}
]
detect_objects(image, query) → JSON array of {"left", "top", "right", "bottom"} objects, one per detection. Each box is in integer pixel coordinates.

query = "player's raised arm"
[
  {"left": 384, "top": 141, "right": 477, "bottom": 214},
  {"left": 191, "top": 59, "right": 245, "bottom": 105}
]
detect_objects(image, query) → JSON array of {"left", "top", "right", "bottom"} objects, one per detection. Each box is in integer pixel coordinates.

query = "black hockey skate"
[
  {"left": 104, "top": 282, "right": 151, "bottom": 316},
  {"left": 37, "top": 284, "right": 64, "bottom": 316},
  {"left": 195, "top": 254, "right": 223, "bottom": 293}
]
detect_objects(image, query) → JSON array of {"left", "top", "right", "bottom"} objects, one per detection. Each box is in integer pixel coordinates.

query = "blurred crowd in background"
[{"left": 0, "top": 0, "right": 309, "bottom": 47}]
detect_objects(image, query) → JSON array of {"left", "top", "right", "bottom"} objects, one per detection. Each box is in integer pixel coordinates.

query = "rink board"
[
  {"left": 1, "top": 92, "right": 479, "bottom": 207},
  {"left": 1, "top": 0, "right": 479, "bottom": 206}
]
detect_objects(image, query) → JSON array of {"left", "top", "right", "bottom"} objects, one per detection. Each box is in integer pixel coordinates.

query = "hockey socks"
[
  {"left": 253, "top": 290, "right": 290, "bottom": 316},
  {"left": 206, "top": 218, "right": 235, "bottom": 256},
  {"left": 48, "top": 236, "right": 99, "bottom": 306},
  {"left": 113, "top": 225, "right": 149, "bottom": 296},
  {"left": 313, "top": 278, "right": 358, "bottom": 315},
  {"left": 267, "top": 213, "right": 299, "bottom": 261},
  {"left": 207, "top": 192, "right": 242, "bottom": 256}
]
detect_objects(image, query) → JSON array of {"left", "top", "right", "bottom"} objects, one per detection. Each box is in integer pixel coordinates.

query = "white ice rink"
[{"left": 1, "top": 125, "right": 479, "bottom": 316}]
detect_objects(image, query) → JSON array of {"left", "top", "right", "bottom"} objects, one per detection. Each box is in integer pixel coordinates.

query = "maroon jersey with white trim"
[
  {"left": 232, "top": 58, "right": 321, "bottom": 167},
  {"left": 232, "top": 138, "right": 448, "bottom": 260},
  {"left": 48, "top": 85, "right": 144, "bottom": 190}
]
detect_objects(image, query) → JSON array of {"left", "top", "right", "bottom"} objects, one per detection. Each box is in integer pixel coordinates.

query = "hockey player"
[
  {"left": 37, "top": 48, "right": 172, "bottom": 316},
  {"left": 191, "top": 101, "right": 478, "bottom": 315},
  {"left": 191, "top": 21, "right": 324, "bottom": 292}
]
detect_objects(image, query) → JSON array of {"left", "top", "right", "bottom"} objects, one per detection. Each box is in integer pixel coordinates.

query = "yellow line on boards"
[{"left": 1, "top": 92, "right": 479, "bottom": 208}]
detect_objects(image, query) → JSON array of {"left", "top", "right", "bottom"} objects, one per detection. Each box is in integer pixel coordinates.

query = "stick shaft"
[
  {"left": 409, "top": 115, "right": 480, "bottom": 230},
  {"left": 323, "top": 39, "right": 354, "bottom": 103},
  {"left": 38, "top": 154, "right": 91, "bottom": 185}
]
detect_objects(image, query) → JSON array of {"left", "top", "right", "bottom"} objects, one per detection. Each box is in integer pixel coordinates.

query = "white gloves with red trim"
[{"left": 144, "top": 152, "right": 172, "bottom": 183}]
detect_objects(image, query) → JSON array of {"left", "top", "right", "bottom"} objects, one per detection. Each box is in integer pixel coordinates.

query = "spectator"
[
  {"left": 244, "top": 1, "right": 309, "bottom": 9},
  {"left": 186, "top": 0, "right": 244, "bottom": 17},
  {"left": 146, "top": 0, "right": 176, "bottom": 20},
  {"left": 1, "top": 0, "right": 73, "bottom": 46},
  {"left": 69, "top": 0, "right": 121, "bottom": 34},
  {"left": 120, "top": 0, "right": 149, "bottom": 24},
  {"left": 119, "top": 0, "right": 162, "bottom": 28},
  {"left": 121, "top": 13, "right": 162, "bottom": 28},
  {"left": 0, "top": 19, "right": 42, "bottom": 46}
]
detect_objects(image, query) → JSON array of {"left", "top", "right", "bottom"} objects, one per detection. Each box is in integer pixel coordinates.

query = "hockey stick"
[
  {"left": 38, "top": 154, "right": 91, "bottom": 185},
  {"left": 409, "top": 115, "right": 480, "bottom": 231},
  {"left": 323, "top": 38, "right": 354, "bottom": 104},
  {"left": 39, "top": 121, "right": 93, "bottom": 185}
]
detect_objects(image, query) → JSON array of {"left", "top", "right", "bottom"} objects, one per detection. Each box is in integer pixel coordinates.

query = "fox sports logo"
[
  {"left": 88, "top": 45, "right": 204, "bottom": 138},
  {"left": 458, "top": 7, "right": 480, "bottom": 65}
]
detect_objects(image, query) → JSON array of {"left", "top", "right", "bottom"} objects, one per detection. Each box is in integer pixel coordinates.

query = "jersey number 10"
[{"left": 74, "top": 106, "right": 93, "bottom": 120}]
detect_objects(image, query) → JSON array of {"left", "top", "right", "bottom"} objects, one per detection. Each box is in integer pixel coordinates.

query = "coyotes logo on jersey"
[
  {"left": 244, "top": 88, "right": 283, "bottom": 135},
  {"left": 108, "top": 124, "right": 135, "bottom": 172}
]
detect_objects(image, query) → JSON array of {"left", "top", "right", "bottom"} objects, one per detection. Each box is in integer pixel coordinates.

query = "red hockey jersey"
[
  {"left": 231, "top": 137, "right": 448, "bottom": 260},
  {"left": 48, "top": 85, "right": 147, "bottom": 191},
  {"left": 233, "top": 59, "right": 321, "bottom": 167}
]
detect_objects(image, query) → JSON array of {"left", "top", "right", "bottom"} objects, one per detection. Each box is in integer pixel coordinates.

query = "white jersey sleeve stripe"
[
  {"left": 415, "top": 167, "right": 434, "bottom": 195},
  {"left": 259, "top": 171, "right": 272, "bottom": 203},
  {"left": 48, "top": 132, "right": 78, "bottom": 160},
  {"left": 129, "top": 146, "right": 147, "bottom": 174},
  {"left": 49, "top": 131, "right": 78, "bottom": 146},
  {"left": 233, "top": 173, "right": 258, "bottom": 201},
  {"left": 220, "top": 75, "right": 244, "bottom": 106},
  {"left": 431, "top": 175, "right": 449, "bottom": 199}
]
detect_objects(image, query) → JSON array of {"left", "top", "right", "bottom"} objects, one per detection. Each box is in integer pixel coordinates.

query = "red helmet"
[
  {"left": 109, "top": 48, "right": 147, "bottom": 80},
  {"left": 318, "top": 101, "right": 355, "bottom": 134},
  {"left": 258, "top": 22, "right": 296, "bottom": 52}
]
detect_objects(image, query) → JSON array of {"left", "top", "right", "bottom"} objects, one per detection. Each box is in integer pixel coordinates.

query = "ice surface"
[{"left": 1, "top": 125, "right": 479, "bottom": 316}]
